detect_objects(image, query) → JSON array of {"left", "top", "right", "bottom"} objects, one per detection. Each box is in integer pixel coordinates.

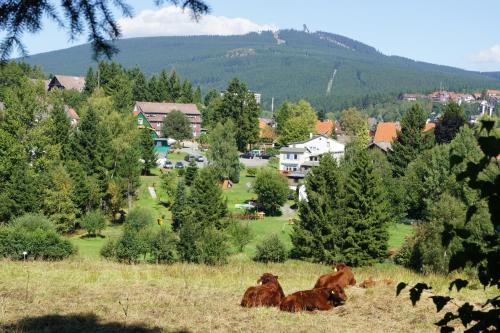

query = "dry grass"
[{"left": 0, "top": 257, "right": 495, "bottom": 333}]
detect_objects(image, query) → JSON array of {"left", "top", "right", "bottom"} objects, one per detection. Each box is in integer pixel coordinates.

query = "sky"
[{"left": 7, "top": 0, "right": 500, "bottom": 71}]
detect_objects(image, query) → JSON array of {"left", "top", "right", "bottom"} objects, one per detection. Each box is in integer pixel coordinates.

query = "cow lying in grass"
[
  {"left": 241, "top": 273, "right": 285, "bottom": 307},
  {"left": 279, "top": 285, "right": 347, "bottom": 312},
  {"left": 314, "top": 263, "right": 356, "bottom": 289}
]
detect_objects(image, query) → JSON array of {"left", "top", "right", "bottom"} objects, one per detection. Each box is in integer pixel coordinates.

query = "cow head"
[
  {"left": 257, "top": 273, "right": 279, "bottom": 285},
  {"left": 334, "top": 263, "right": 349, "bottom": 271},
  {"left": 329, "top": 285, "right": 347, "bottom": 305}
]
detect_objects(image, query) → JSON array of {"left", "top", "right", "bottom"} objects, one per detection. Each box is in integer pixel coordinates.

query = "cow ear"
[
  {"left": 333, "top": 267, "right": 338, "bottom": 272},
  {"left": 274, "top": 275, "right": 279, "bottom": 279}
]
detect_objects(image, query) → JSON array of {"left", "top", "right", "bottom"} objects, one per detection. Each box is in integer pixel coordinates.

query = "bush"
[
  {"left": 125, "top": 207, "right": 153, "bottom": 232},
  {"left": 195, "top": 227, "right": 229, "bottom": 265},
  {"left": 228, "top": 221, "right": 254, "bottom": 252},
  {"left": 150, "top": 227, "right": 178, "bottom": 264},
  {"left": 253, "top": 234, "right": 288, "bottom": 263},
  {"left": 100, "top": 239, "right": 117, "bottom": 259},
  {"left": 80, "top": 210, "right": 106, "bottom": 236},
  {"left": 246, "top": 167, "right": 257, "bottom": 177},
  {"left": 253, "top": 168, "right": 289, "bottom": 216},
  {"left": 0, "top": 214, "right": 75, "bottom": 260},
  {"left": 114, "top": 229, "right": 148, "bottom": 264}
]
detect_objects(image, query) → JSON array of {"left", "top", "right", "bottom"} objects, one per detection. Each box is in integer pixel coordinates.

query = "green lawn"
[
  {"left": 166, "top": 151, "right": 188, "bottom": 161},
  {"left": 388, "top": 223, "right": 413, "bottom": 248},
  {"left": 69, "top": 224, "right": 123, "bottom": 258}
]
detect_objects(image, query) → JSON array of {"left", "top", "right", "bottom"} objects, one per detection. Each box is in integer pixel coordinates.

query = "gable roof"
[
  {"left": 51, "top": 75, "right": 86, "bottom": 92},
  {"left": 134, "top": 101, "right": 200, "bottom": 115},
  {"left": 423, "top": 122, "right": 436, "bottom": 132},
  {"left": 65, "top": 106, "right": 80, "bottom": 121},
  {"left": 315, "top": 120, "right": 334, "bottom": 136},
  {"left": 373, "top": 122, "right": 400, "bottom": 144}
]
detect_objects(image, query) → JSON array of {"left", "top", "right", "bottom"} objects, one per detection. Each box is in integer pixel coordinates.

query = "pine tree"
[
  {"left": 388, "top": 103, "right": 433, "bottom": 177},
  {"left": 193, "top": 86, "right": 202, "bottom": 105},
  {"left": 207, "top": 121, "right": 240, "bottom": 183},
  {"left": 83, "top": 67, "right": 97, "bottom": 95},
  {"left": 138, "top": 129, "right": 157, "bottom": 175},
  {"left": 179, "top": 80, "right": 193, "bottom": 103},
  {"left": 168, "top": 70, "right": 182, "bottom": 102},
  {"left": 291, "top": 154, "right": 345, "bottom": 263},
  {"left": 49, "top": 102, "right": 71, "bottom": 159},
  {"left": 147, "top": 75, "right": 161, "bottom": 102},
  {"left": 341, "top": 149, "right": 391, "bottom": 265},
  {"left": 435, "top": 101, "right": 465, "bottom": 144},
  {"left": 190, "top": 168, "right": 228, "bottom": 230},
  {"left": 171, "top": 180, "right": 188, "bottom": 232},
  {"left": 184, "top": 159, "right": 198, "bottom": 186},
  {"left": 132, "top": 71, "right": 149, "bottom": 101},
  {"left": 158, "top": 70, "right": 170, "bottom": 102}
]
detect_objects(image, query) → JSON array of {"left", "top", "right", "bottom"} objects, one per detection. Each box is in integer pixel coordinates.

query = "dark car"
[
  {"left": 184, "top": 154, "right": 196, "bottom": 162},
  {"left": 240, "top": 152, "right": 253, "bottom": 159},
  {"left": 164, "top": 160, "right": 173, "bottom": 169},
  {"left": 260, "top": 154, "right": 271, "bottom": 160},
  {"left": 196, "top": 155, "right": 204, "bottom": 162},
  {"left": 175, "top": 161, "right": 184, "bottom": 169}
]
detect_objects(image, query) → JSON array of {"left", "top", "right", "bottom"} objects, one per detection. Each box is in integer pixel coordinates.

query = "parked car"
[
  {"left": 195, "top": 155, "right": 204, "bottom": 162},
  {"left": 184, "top": 154, "right": 196, "bottom": 162},
  {"left": 164, "top": 160, "right": 173, "bottom": 169},
  {"left": 175, "top": 161, "right": 184, "bottom": 169},
  {"left": 260, "top": 153, "right": 271, "bottom": 160},
  {"left": 240, "top": 152, "right": 253, "bottom": 159}
]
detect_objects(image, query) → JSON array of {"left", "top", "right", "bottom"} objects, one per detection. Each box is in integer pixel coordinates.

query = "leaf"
[
  {"left": 449, "top": 279, "right": 469, "bottom": 292},
  {"left": 431, "top": 296, "right": 453, "bottom": 312},
  {"left": 457, "top": 302, "right": 474, "bottom": 327},
  {"left": 435, "top": 312, "right": 457, "bottom": 326},
  {"left": 396, "top": 282, "right": 407, "bottom": 296},
  {"left": 409, "top": 283, "right": 431, "bottom": 306}
]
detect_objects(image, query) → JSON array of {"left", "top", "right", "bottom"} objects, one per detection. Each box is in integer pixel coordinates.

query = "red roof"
[
  {"left": 373, "top": 122, "right": 400, "bottom": 144},
  {"left": 315, "top": 120, "right": 334, "bottom": 136},
  {"left": 423, "top": 122, "right": 435, "bottom": 132}
]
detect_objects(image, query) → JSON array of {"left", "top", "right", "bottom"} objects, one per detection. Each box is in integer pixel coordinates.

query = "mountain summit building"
[{"left": 133, "top": 101, "right": 202, "bottom": 138}]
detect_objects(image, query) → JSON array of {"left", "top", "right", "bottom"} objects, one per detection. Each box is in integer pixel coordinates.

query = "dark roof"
[{"left": 50, "top": 75, "right": 86, "bottom": 92}]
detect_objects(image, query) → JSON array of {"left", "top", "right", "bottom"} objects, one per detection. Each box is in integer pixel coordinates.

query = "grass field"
[{"left": 0, "top": 258, "right": 495, "bottom": 333}]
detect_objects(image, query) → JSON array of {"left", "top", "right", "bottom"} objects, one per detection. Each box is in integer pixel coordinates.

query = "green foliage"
[
  {"left": 277, "top": 100, "right": 318, "bottom": 146},
  {"left": 0, "top": 213, "right": 75, "bottom": 260},
  {"left": 150, "top": 227, "right": 178, "bottom": 264},
  {"left": 194, "top": 226, "right": 229, "bottom": 265},
  {"left": 171, "top": 181, "right": 188, "bottom": 232},
  {"left": 254, "top": 234, "right": 288, "bottom": 263},
  {"left": 339, "top": 107, "right": 370, "bottom": 149},
  {"left": 228, "top": 221, "right": 254, "bottom": 252},
  {"left": 435, "top": 102, "right": 465, "bottom": 144},
  {"left": 184, "top": 159, "right": 198, "bottom": 186},
  {"left": 124, "top": 207, "right": 154, "bottom": 232},
  {"left": 138, "top": 128, "right": 157, "bottom": 175},
  {"left": 163, "top": 110, "right": 192, "bottom": 141},
  {"left": 80, "top": 210, "right": 107, "bottom": 237},
  {"left": 388, "top": 103, "right": 434, "bottom": 177},
  {"left": 207, "top": 121, "right": 240, "bottom": 183},
  {"left": 160, "top": 170, "right": 178, "bottom": 203},
  {"left": 253, "top": 168, "right": 289, "bottom": 216},
  {"left": 114, "top": 229, "right": 148, "bottom": 264},
  {"left": 246, "top": 167, "right": 257, "bottom": 177}
]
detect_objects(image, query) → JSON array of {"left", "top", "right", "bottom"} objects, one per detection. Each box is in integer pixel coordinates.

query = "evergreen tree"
[
  {"left": 49, "top": 102, "right": 71, "bottom": 159},
  {"left": 163, "top": 110, "right": 192, "bottom": 141},
  {"left": 168, "top": 70, "right": 182, "bottom": 102},
  {"left": 435, "top": 101, "right": 465, "bottom": 144},
  {"left": 193, "top": 86, "right": 202, "bottom": 105},
  {"left": 216, "top": 78, "right": 260, "bottom": 151},
  {"left": 147, "top": 75, "right": 161, "bottom": 102},
  {"left": 388, "top": 103, "right": 433, "bottom": 177},
  {"left": 179, "top": 80, "right": 193, "bottom": 103},
  {"left": 138, "top": 129, "right": 157, "bottom": 175},
  {"left": 203, "top": 88, "right": 219, "bottom": 106},
  {"left": 171, "top": 180, "right": 188, "bottom": 232},
  {"left": 342, "top": 149, "right": 391, "bottom": 265},
  {"left": 291, "top": 154, "right": 345, "bottom": 263},
  {"left": 83, "top": 67, "right": 97, "bottom": 95},
  {"left": 190, "top": 168, "right": 228, "bottom": 230},
  {"left": 104, "top": 73, "right": 133, "bottom": 112},
  {"left": 184, "top": 159, "right": 198, "bottom": 186},
  {"left": 132, "top": 71, "right": 149, "bottom": 101},
  {"left": 207, "top": 121, "right": 240, "bottom": 183},
  {"left": 158, "top": 70, "right": 170, "bottom": 102}
]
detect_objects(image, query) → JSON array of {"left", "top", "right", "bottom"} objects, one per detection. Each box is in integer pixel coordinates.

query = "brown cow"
[
  {"left": 313, "top": 263, "right": 356, "bottom": 289},
  {"left": 359, "top": 277, "right": 376, "bottom": 289},
  {"left": 279, "top": 285, "right": 347, "bottom": 312},
  {"left": 241, "top": 273, "right": 285, "bottom": 307}
]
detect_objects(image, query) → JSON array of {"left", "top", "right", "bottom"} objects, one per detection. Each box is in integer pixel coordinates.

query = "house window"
[
  {"left": 294, "top": 154, "right": 298, "bottom": 160},
  {"left": 157, "top": 123, "right": 161, "bottom": 128},
  {"left": 138, "top": 118, "right": 143, "bottom": 125}
]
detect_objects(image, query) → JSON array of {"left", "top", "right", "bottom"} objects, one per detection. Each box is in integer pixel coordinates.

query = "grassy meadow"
[{"left": 1, "top": 168, "right": 491, "bottom": 333}]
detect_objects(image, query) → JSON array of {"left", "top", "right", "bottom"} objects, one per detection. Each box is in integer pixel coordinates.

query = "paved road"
[{"left": 239, "top": 157, "right": 270, "bottom": 168}]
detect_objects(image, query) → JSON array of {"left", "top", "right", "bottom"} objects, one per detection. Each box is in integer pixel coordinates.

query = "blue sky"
[{"left": 9, "top": 0, "right": 500, "bottom": 71}]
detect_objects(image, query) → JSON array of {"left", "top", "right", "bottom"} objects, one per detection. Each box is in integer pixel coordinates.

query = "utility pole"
[{"left": 271, "top": 97, "right": 274, "bottom": 114}]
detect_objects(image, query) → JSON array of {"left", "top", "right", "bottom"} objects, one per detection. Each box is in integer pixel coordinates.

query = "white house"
[{"left": 279, "top": 135, "right": 345, "bottom": 173}]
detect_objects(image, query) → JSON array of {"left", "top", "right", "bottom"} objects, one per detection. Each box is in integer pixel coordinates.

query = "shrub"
[
  {"left": 125, "top": 207, "right": 153, "bottom": 232},
  {"left": 253, "top": 168, "right": 289, "bottom": 216},
  {"left": 246, "top": 167, "right": 257, "bottom": 177},
  {"left": 114, "top": 229, "right": 148, "bottom": 264},
  {"left": 195, "top": 227, "right": 229, "bottom": 265},
  {"left": 228, "top": 221, "right": 254, "bottom": 252},
  {"left": 100, "top": 239, "right": 117, "bottom": 259},
  {"left": 80, "top": 210, "right": 106, "bottom": 236},
  {"left": 150, "top": 227, "right": 178, "bottom": 264},
  {"left": 253, "top": 234, "right": 288, "bottom": 263},
  {"left": 0, "top": 214, "right": 75, "bottom": 260}
]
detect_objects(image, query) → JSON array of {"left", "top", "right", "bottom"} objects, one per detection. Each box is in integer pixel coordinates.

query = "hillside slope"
[{"left": 21, "top": 29, "right": 500, "bottom": 109}]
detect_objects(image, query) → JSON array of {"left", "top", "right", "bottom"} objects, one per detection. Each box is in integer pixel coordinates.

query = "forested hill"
[{"left": 21, "top": 29, "right": 500, "bottom": 110}]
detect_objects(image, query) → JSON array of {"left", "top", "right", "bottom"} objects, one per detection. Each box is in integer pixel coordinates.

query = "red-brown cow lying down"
[
  {"left": 279, "top": 285, "right": 347, "bottom": 312},
  {"left": 241, "top": 273, "right": 285, "bottom": 307},
  {"left": 313, "top": 263, "right": 356, "bottom": 289}
]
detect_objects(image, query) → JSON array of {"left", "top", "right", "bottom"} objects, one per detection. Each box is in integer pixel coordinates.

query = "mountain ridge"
[{"left": 20, "top": 29, "right": 500, "bottom": 110}]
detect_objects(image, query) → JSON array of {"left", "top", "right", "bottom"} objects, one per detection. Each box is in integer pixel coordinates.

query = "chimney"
[{"left": 309, "top": 132, "right": 313, "bottom": 139}]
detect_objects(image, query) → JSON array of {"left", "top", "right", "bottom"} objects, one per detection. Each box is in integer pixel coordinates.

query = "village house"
[
  {"left": 133, "top": 101, "right": 202, "bottom": 138},
  {"left": 279, "top": 135, "right": 345, "bottom": 188},
  {"left": 65, "top": 106, "right": 80, "bottom": 126},
  {"left": 370, "top": 121, "right": 435, "bottom": 153},
  {"left": 48, "top": 75, "right": 86, "bottom": 92}
]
